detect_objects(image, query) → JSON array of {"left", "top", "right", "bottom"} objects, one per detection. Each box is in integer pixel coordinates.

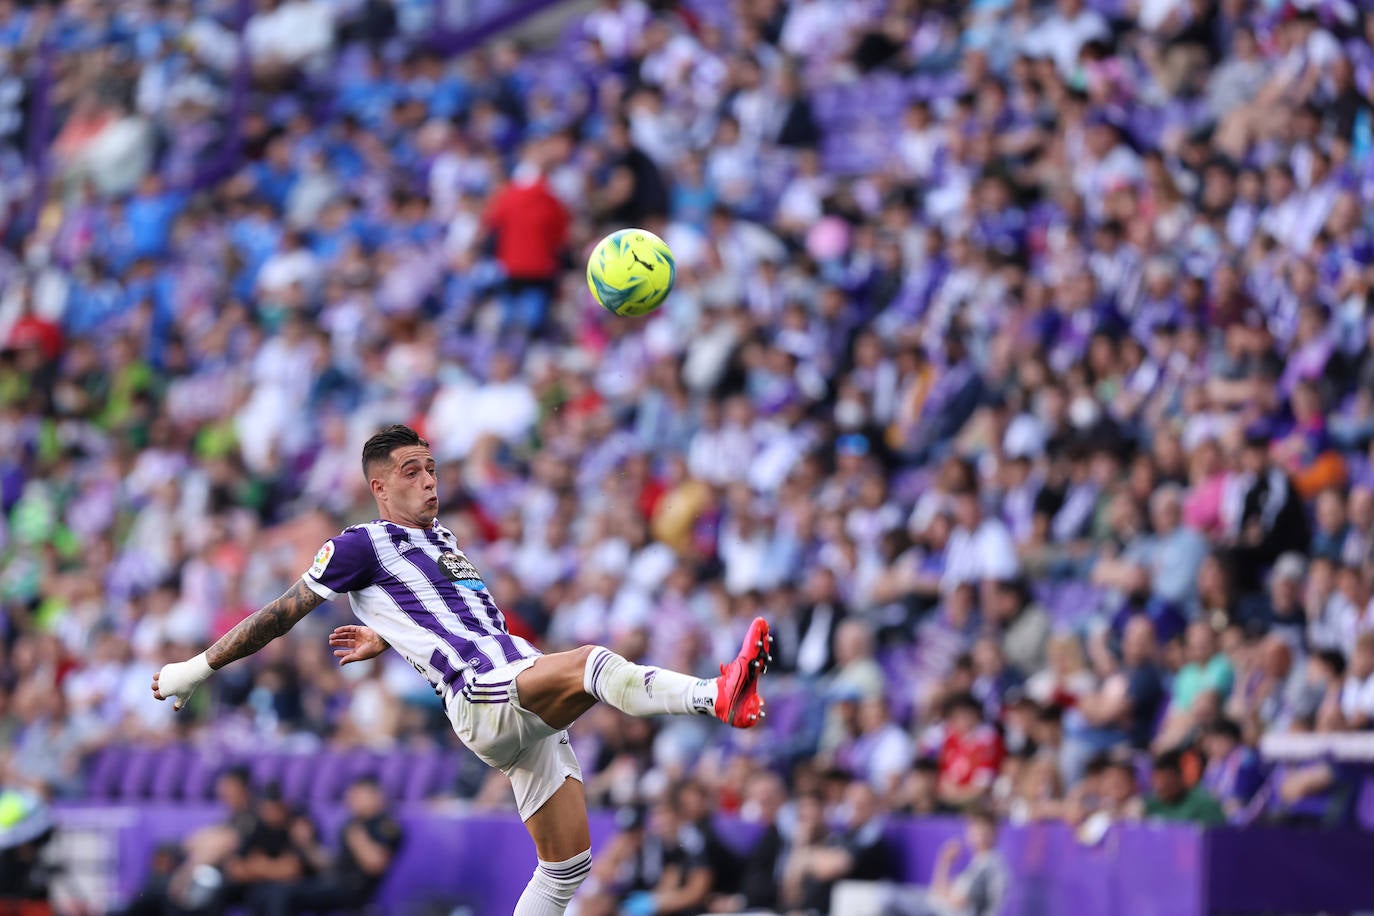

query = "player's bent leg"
[
  {"left": 514, "top": 617, "right": 774, "bottom": 732},
  {"left": 514, "top": 777, "right": 593, "bottom": 916},
  {"left": 514, "top": 647, "right": 601, "bottom": 731}
]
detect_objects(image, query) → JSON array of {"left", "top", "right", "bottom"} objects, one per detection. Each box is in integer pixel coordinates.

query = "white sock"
[
  {"left": 512, "top": 849, "right": 592, "bottom": 916},
  {"left": 583, "top": 646, "right": 717, "bottom": 717}
]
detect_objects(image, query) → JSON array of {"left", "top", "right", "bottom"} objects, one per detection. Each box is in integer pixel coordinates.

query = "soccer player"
[{"left": 152, "top": 424, "right": 771, "bottom": 916}]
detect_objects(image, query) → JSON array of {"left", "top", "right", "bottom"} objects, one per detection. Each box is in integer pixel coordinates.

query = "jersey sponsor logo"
[
  {"left": 309, "top": 541, "right": 335, "bottom": 578},
  {"left": 437, "top": 550, "right": 481, "bottom": 583}
]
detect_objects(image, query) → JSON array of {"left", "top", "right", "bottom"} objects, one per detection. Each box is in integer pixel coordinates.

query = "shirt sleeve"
[{"left": 302, "top": 527, "right": 379, "bottom": 600}]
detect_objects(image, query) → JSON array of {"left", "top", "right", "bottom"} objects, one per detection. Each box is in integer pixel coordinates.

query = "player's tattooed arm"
[{"left": 206, "top": 579, "right": 326, "bottom": 669}]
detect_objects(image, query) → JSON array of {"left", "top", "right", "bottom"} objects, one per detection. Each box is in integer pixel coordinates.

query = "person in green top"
[
  {"left": 1144, "top": 750, "right": 1226, "bottom": 825},
  {"left": 1154, "top": 620, "right": 1235, "bottom": 751},
  {"left": 1173, "top": 620, "right": 1236, "bottom": 708}
]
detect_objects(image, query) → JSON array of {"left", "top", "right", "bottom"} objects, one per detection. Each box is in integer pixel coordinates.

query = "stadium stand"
[{"left": 3, "top": 0, "right": 1374, "bottom": 912}]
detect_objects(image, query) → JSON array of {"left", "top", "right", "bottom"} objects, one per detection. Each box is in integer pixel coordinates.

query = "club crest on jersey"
[
  {"left": 438, "top": 550, "right": 480, "bottom": 582},
  {"left": 309, "top": 541, "right": 335, "bottom": 578}
]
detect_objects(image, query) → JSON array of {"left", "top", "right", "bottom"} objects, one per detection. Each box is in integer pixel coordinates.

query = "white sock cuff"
[
  {"left": 582, "top": 646, "right": 614, "bottom": 702},
  {"left": 536, "top": 848, "right": 592, "bottom": 887},
  {"left": 515, "top": 848, "right": 592, "bottom": 914}
]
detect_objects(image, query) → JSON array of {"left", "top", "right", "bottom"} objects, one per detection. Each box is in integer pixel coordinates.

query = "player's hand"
[
  {"left": 152, "top": 653, "right": 213, "bottom": 711},
  {"left": 329, "top": 625, "right": 387, "bottom": 665}
]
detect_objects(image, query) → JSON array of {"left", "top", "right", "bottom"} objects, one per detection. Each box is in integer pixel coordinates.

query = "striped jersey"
[{"left": 301, "top": 519, "right": 539, "bottom": 696}]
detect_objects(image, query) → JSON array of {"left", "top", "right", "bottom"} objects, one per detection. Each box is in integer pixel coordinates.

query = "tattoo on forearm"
[{"left": 206, "top": 579, "right": 325, "bottom": 669}]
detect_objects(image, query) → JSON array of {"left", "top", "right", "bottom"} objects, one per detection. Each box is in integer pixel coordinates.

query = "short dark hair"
[
  {"left": 944, "top": 692, "right": 984, "bottom": 719},
  {"left": 218, "top": 765, "right": 251, "bottom": 788},
  {"left": 967, "top": 805, "right": 998, "bottom": 830},
  {"left": 362, "top": 424, "right": 429, "bottom": 479},
  {"left": 1152, "top": 750, "right": 1184, "bottom": 775},
  {"left": 1206, "top": 718, "right": 1243, "bottom": 744},
  {"left": 1315, "top": 649, "right": 1347, "bottom": 678}
]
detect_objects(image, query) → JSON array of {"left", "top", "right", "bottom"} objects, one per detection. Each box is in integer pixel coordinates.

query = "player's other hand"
[
  {"left": 152, "top": 653, "right": 213, "bottom": 711},
  {"left": 329, "top": 625, "right": 387, "bottom": 665}
]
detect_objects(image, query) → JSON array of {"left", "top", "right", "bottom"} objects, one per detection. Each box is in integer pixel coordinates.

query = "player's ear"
[{"left": 370, "top": 475, "right": 386, "bottom": 501}]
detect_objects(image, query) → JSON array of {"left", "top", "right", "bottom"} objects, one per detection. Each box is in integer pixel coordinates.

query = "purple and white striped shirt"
[{"left": 301, "top": 519, "right": 539, "bottom": 697}]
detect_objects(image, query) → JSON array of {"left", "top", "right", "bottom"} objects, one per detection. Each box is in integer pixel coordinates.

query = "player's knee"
[{"left": 535, "top": 848, "right": 592, "bottom": 900}]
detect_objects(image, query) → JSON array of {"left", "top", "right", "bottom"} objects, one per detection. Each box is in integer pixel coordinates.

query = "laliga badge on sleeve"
[{"left": 310, "top": 541, "right": 336, "bottom": 578}]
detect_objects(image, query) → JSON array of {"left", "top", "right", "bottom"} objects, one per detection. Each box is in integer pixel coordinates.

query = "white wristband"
[{"left": 186, "top": 651, "right": 214, "bottom": 681}]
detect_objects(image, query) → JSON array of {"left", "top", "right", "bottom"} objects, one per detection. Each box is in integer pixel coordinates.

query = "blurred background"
[{"left": 1, "top": 0, "right": 1374, "bottom": 913}]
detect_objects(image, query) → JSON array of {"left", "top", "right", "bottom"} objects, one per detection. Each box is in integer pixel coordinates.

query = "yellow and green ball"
[{"left": 586, "top": 228, "right": 676, "bottom": 317}]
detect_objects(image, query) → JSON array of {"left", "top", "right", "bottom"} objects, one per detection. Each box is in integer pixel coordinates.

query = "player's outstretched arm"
[
  {"left": 329, "top": 624, "right": 388, "bottom": 666},
  {"left": 151, "top": 579, "right": 326, "bottom": 710}
]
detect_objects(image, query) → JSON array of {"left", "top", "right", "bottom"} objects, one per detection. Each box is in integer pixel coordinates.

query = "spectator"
[
  {"left": 1200, "top": 718, "right": 1264, "bottom": 821},
  {"left": 1093, "top": 484, "right": 1206, "bottom": 607},
  {"left": 1339, "top": 631, "right": 1374, "bottom": 729},
  {"left": 779, "top": 782, "right": 891, "bottom": 916},
  {"left": 1154, "top": 620, "right": 1236, "bottom": 750},
  {"left": 236, "top": 776, "right": 401, "bottom": 916},
  {"left": 1144, "top": 751, "right": 1226, "bottom": 825},
  {"left": 888, "top": 808, "right": 1008, "bottom": 916},
  {"left": 986, "top": 578, "right": 1051, "bottom": 677},
  {"left": 936, "top": 693, "right": 1005, "bottom": 810},
  {"left": 1095, "top": 756, "right": 1144, "bottom": 823},
  {"left": 613, "top": 795, "right": 714, "bottom": 916},
  {"left": 712, "top": 770, "right": 788, "bottom": 913},
  {"left": 10, "top": 3, "right": 1374, "bottom": 902},
  {"left": 1061, "top": 617, "right": 1165, "bottom": 782},
  {"left": 837, "top": 696, "right": 916, "bottom": 798},
  {"left": 482, "top": 137, "right": 570, "bottom": 335},
  {"left": 1024, "top": 633, "right": 1097, "bottom": 710},
  {"left": 942, "top": 483, "right": 1019, "bottom": 598},
  {"left": 230, "top": 785, "right": 306, "bottom": 908},
  {"left": 793, "top": 567, "right": 850, "bottom": 679},
  {"left": 135, "top": 767, "right": 260, "bottom": 913}
]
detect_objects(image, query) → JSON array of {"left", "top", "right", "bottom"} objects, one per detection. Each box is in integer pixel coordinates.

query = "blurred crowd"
[{"left": 3, "top": 0, "right": 1374, "bottom": 909}]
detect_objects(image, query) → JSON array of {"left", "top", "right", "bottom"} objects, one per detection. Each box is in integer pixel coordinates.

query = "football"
[{"left": 586, "top": 228, "right": 676, "bottom": 317}]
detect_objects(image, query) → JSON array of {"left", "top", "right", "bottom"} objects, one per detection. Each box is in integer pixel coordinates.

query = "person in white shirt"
[
  {"left": 1024, "top": 0, "right": 1110, "bottom": 78},
  {"left": 1339, "top": 632, "right": 1374, "bottom": 728},
  {"left": 942, "top": 485, "right": 1020, "bottom": 597}
]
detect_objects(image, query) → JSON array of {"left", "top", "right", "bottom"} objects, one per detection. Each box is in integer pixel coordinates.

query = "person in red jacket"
[
  {"left": 937, "top": 692, "right": 1006, "bottom": 809},
  {"left": 482, "top": 137, "right": 570, "bottom": 336}
]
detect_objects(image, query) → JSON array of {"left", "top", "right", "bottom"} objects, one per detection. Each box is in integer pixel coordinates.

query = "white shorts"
[{"left": 446, "top": 656, "right": 582, "bottom": 821}]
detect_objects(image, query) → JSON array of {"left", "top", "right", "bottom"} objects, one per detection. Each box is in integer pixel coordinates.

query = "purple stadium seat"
[
  {"left": 149, "top": 745, "right": 191, "bottom": 800},
  {"left": 343, "top": 749, "right": 382, "bottom": 788},
  {"left": 402, "top": 753, "right": 443, "bottom": 802},
  {"left": 308, "top": 752, "right": 349, "bottom": 806},
  {"left": 377, "top": 751, "right": 412, "bottom": 801},
  {"left": 433, "top": 753, "right": 463, "bottom": 798},
  {"left": 118, "top": 747, "right": 159, "bottom": 799},
  {"left": 249, "top": 752, "right": 286, "bottom": 792},
  {"left": 279, "top": 753, "right": 319, "bottom": 803},
  {"left": 180, "top": 751, "right": 223, "bottom": 802},
  {"left": 86, "top": 746, "right": 126, "bottom": 801}
]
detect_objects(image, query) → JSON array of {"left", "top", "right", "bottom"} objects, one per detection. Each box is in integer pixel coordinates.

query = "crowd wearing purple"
[{"left": 2, "top": 0, "right": 1374, "bottom": 912}]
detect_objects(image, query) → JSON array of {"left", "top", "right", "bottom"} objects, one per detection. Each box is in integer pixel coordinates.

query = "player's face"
[{"left": 380, "top": 444, "right": 438, "bottom": 528}]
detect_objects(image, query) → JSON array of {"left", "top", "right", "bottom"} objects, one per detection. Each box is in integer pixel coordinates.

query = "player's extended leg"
[
  {"left": 509, "top": 618, "right": 771, "bottom": 916},
  {"left": 514, "top": 617, "right": 773, "bottom": 730},
  {"left": 513, "top": 777, "right": 593, "bottom": 916}
]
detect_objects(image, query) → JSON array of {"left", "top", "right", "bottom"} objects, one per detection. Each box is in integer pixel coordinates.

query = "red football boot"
[{"left": 715, "top": 617, "right": 772, "bottom": 728}]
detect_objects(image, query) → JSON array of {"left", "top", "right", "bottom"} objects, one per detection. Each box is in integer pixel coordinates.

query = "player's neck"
[{"left": 378, "top": 509, "right": 433, "bottom": 530}]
